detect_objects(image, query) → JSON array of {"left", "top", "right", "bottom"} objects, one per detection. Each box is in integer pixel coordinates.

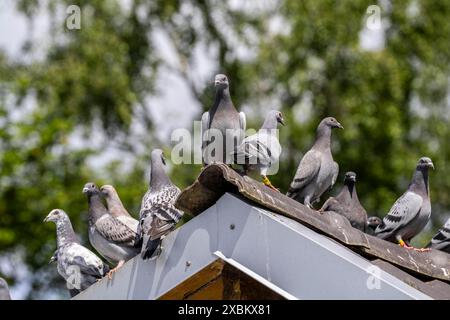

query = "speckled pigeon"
[
  {"left": 233, "top": 110, "right": 285, "bottom": 190},
  {"left": 101, "top": 185, "right": 139, "bottom": 233},
  {"left": 366, "top": 216, "right": 382, "bottom": 235},
  {"left": 375, "top": 157, "right": 434, "bottom": 251},
  {"left": 427, "top": 217, "right": 450, "bottom": 253},
  {"left": 44, "top": 209, "right": 109, "bottom": 296},
  {"left": 201, "top": 74, "right": 246, "bottom": 165},
  {"left": 139, "top": 149, "right": 184, "bottom": 260},
  {"left": 319, "top": 172, "right": 368, "bottom": 231},
  {"left": 0, "top": 277, "right": 11, "bottom": 300},
  {"left": 287, "top": 117, "right": 343, "bottom": 208},
  {"left": 83, "top": 183, "right": 139, "bottom": 278}
]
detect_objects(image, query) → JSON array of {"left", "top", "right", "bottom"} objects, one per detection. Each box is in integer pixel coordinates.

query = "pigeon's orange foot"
[
  {"left": 399, "top": 240, "right": 431, "bottom": 252},
  {"left": 107, "top": 260, "right": 125, "bottom": 280},
  {"left": 262, "top": 176, "right": 280, "bottom": 192}
]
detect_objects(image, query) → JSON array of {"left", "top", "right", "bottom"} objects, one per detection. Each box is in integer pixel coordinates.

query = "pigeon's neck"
[
  {"left": 261, "top": 116, "right": 278, "bottom": 130},
  {"left": 56, "top": 218, "right": 78, "bottom": 248},
  {"left": 88, "top": 193, "right": 108, "bottom": 224},
  {"left": 106, "top": 195, "right": 129, "bottom": 218},
  {"left": 150, "top": 161, "right": 172, "bottom": 191},
  {"left": 312, "top": 125, "right": 332, "bottom": 150},
  {"left": 409, "top": 168, "right": 429, "bottom": 197},
  {"left": 342, "top": 181, "right": 358, "bottom": 202}
]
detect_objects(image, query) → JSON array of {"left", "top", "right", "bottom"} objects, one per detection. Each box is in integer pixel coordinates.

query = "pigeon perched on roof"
[
  {"left": 0, "top": 277, "right": 11, "bottom": 300},
  {"left": 319, "top": 172, "right": 367, "bottom": 231},
  {"left": 366, "top": 216, "right": 382, "bottom": 235},
  {"left": 44, "top": 209, "right": 109, "bottom": 296},
  {"left": 139, "top": 149, "right": 184, "bottom": 260},
  {"left": 426, "top": 217, "right": 450, "bottom": 253},
  {"left": 83, "top": 183, "right": 139, "bottom": 278},
  {"left": 287, "top": 117, "right": 343, "bottom": 208},
  {"left": 375, "top": 157, "right": 434, "bottom": 251},
  {"left": 233, "top": 110, "right": 285, "bottom": 191},
  {"left": 101, "top": 185, "right": 139, "bottom": 233},
  {"left": 201, "top": 74, "right": 246, "bottom": 165}
]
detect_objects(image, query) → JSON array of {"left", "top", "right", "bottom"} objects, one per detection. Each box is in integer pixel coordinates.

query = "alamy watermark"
[
  {"left": 366, "top": 5, "right": 381, "bottom": 30},
  {"left": 66, "top": 5, "right": 81, "bottom": 30}
]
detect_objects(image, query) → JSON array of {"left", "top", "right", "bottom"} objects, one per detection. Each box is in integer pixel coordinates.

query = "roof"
[{"left": 73, "top": 164, "right": 450, "bottom": 299}]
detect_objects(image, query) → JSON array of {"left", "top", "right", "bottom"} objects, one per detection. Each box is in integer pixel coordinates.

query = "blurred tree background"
[{"left": 0, "top": 0, "right": 449, "bottom": 299}]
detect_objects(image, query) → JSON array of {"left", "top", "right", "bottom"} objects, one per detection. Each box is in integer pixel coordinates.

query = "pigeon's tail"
[
  {"left": 102, "top": 263, "right": 110, "bottom": 276},
  {"left": 141, "top": 238, "right": 162, "bottom": 260}
]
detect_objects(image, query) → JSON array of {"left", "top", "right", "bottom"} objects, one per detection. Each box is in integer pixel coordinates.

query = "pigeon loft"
[{"left": 73, "top": 164, "right": 450, "bottom": 300}]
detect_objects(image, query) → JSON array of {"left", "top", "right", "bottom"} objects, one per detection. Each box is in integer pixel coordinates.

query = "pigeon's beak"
[
  {"left": 43, "top": 215, "right": 50, "bottom": 223},
  {"left": 214, "top": 80, "right": 220, "bottom": 86},
  {"left": 429, "top": 162, "right": 435, "bottom": 170},
  {"left": 278, "top": 117, "right": 285, "bottom": 126},
  {"left": 336, "top": 122, "right": 344, "bottom": 129},
  {"left": 82, "top": 187, "right": 89, "bottom": 193}
]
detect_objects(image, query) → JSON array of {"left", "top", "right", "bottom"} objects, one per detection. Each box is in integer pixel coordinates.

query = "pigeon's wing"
[
  {"left": 239, "top": 112, "right": 246, "bottom": 142},
  {"left": 331, "top": 161, "right": 339, "bottom": 188},
  {"left": 201, "top": 111, "right": 210, "bottom": 151},
  {"left": 234, "top": 133, "right": 275, "bottom": 166},
  {"left": 320, "top": 197, "right": 340, "bottom": 212},
  {"left": 429, "top": 219, "right": 450, "bottom": 249},
  {"left": 69, "top": 245, "right": 106, "bottom": 278},
  {"left": 287, "top": 150, "right": 321, "bottom": 193},
  {"left": 95, "top": 216, "right": 137, "bottom": 247},
  {"left": 147, "top": 205, "right": 183, "bottom": 241},
  {"left": 375, "top": 191, "right": 423, "bottom": 236}
]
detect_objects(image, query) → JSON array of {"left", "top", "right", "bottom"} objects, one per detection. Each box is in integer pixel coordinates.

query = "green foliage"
[{"left": 1, "top": 0, "right": 450, "bottom": 298}]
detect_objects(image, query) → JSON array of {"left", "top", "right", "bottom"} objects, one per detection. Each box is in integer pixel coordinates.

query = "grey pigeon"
[
  {"left": 375, "top": 157, "right": 434, "bottom": 251},
  {"left": 201, "top": 74, "right": 246, "bottom": 165},
  {"left": 101, "top": 185, "right": 139, "bottom": 233},
  {"left": 366, "top": 216, "right": 382, "bottom": 235},
  {"left": 0, "top": 277, "right": 11, "bottom": 300},
  {"left": 319, "top": 172, "right": 368, "bottom": 231},
  {"left": 233, "top": 110, "right": 285, "bottom": 190},
  {"left": 44, "top": 209, "right": 109, "bottom": 296},
  {"left": 287, "top": 117, "right": 343, "bottom": 208},
  {"left": 139, "top": 149, "right": 184, "bottom": 260},
  {"left": 83, "top": 183, "right": 139, "bottom": 278},
  {"left": 426, "top": 217, "right": 450, "bottom": 253}
]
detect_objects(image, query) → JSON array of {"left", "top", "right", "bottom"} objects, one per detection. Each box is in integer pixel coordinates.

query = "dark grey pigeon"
[
  {"left": 427, "top": 217, "right": 450, "bottom": 253},
  {"left": 101, "top": 185, "right": 139, "bottom": 233},
  {"left": 366, "top": 216, "right": 382, "bottom": 235},
  {"left": 233, "top": 110, "right": 285, "bottom": 190},
  {"left": 44, "top": 209, "right": 109, "bottom": 296},
  {"left": 375, "top": 157, "right": 434, "bottom": 251},
  {"left": 201, "top": 74, "right": 246, "bottom": 165},
  {"left": 287, "top": 117, "right": 343, "bottom": 208},
  {"left": 319, "top": 172, "right": 368, "bottom": 231},
  {"left": 83, "top": 183, "right": 139, "bottom": 278},
  {"left": 139, "top": 149, "right": 183, "bottom": 260},
  {"left": 0, "top": 277, "right": 11, "bottom": 300}
]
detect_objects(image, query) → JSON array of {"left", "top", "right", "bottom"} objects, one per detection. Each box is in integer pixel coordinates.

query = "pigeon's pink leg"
[
  {"left": 107, "top": 260, "right": 125, "bottom": 280},
  {"left": 399, "top": 239, "right": 431, "bottom": 252}
]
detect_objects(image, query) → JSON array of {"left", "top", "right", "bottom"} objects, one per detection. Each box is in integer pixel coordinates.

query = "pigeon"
[
  {"left": 0, "top": 277, "right": 11, "bottom": 300},
  {"left": 427, "top": 217, "right": 450, "bottom": 253},
  {"left": 101, "top": 185, "right": 139, "bottom": 233},
  {"left": 139, "top": 149, "right": 184, "bottom": 260},
  {"left": 201, "top": 74, "right": 246, "bottom": 165},
  {"left": 233, "top": 110, "right": 285, "bottom": 190},
  {"left": 44, "top": 209, "right": 109, "bottom": 296},
  {"left": 366, "top": 216, "right": 382, "bottom": 235},
  {"left": 83, "top": 183, "right": 139, "bottom": 278},
  {"left": 375, "top": 157, "right": 434, "bottom": 251},
  {"left": 287, "top": 117, "right": 343, "bottom": 208},
  {"left": 319, "top": 172, "right": 368, "bottom": 231}
]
